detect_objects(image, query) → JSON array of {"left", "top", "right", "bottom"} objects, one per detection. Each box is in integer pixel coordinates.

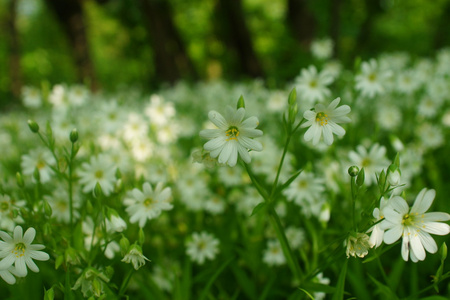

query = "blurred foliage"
[{"left": 0, "top": 0, "right": 450, "bottom": 99}]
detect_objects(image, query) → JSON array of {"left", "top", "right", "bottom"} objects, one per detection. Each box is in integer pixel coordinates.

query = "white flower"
[
  {"left": 300, "top": 97, "right": 351, "bottom": 145},
  {"left": 105, "top": 213, "right": 127, "bottom": 233},
  {"left": 200, "top": 106, "right": 263, "bottom": 167},
  {"left": 21, "top": 148, "right": 56, "bottom": 183},
  {"left": 78, "top": 155, "right": 117, "bottom": 196},
  {"left": 367, "top": 197, "right": 390, "bottom": 248},
  {"left": 144, "top": 94, "right": 176, "bottom": 127},
  {"left": 345, "top": 232, "right": 371, "bottom": 258},
  {"left": 295, "top": 65, "right": 334, "bottom": 103},
  {"left": 0, "top": 266, "right": 21, "bottom": 285},
  {"left": 124, "top": 182, "right": 173, "bottom": 228},
  {"left": 310, "top": 38, "right": 333, "bottom": 60},
  {"left": 283, "top": 172, "right": 325, "bottom": 218},
  {"left": 263, "top": 239, "right": 286, "bottom": 266},
  {"left": 313, "top": 273, "right": 330, "bottom": 300},
  {"left": 348, "top": 143, "right": 389, "bottom": 186},
  {"left": 381, "top": 188, "right": 450, "bottom": 262},
  {"left": 21, "top": 86, "right": 42, "bottom": 108},
  {"left": 355, "top": 59, "right": 391, "bottom": 98},
  {"left": 0, "top": 226, "right": 50, "bottom": 277},
  {"left": 186, "top": 231, "right": 220, "bottom": 265},
  {"left": 121, "top": 244, "right": 150, "bottom": 270}
]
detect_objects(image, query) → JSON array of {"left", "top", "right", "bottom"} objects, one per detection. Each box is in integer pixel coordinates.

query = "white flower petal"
[
  {"left": 401, "top": 236, "right": 409, "bottom": 261},
  {"left": 29, "top": 250, "right": 50, "bottom": 261},
  {"left": 200, "top": 129, "right": 223, "bottom": 139},
  {"left": 23, "top": 227, "right": 36, "bottom": 245},
  {"left": 389, "top": 196, "right": 409, "bottom": 215},
  {"left": 204, "top": 137, "right": 227, "bottom": 152},
  {"left": 13, "top": 226, "right": 23, "bottom": 241},
  {"left": 422, "top": 222, "right": 450, "bottom": 235},
  {"left": 25, "top": 256, "right": 39, "bottom": 273},
  {"left": 422, "top": 212, "right": 450, "bottom": 222},
  {"left": 218, "top": 141, "right": 234, "bottom": 165},
  {"left": 0, "top": 269, "right": 16, "bottom": 285},
  {"left": 417, "top": 231, "right": 437, "bottom": 254},
  {"left": 15, "top": 256, "right": 27, "bottom": 277},
  {"left": 239, "top": 136, "right": 263, "bottom": 151},
  {"left": 411, "top": 188, "right": 435, "bottom": 214},
  {"left": 208, "top": 111, "right": 228, "bottom": 129},
  {"left": 410, "top": 234, "right": 426, "bottom": 261},
  {"left": 384, "top": 225, "right": 403, "bottom": 244},
  {"left": 327, "top": 122, "right": 345, "bottom": 136},
  {"left": 240, "top": 116, "right": 259, "bottom": 129},
  {"left": 322, "top": 125, "right": 333, "bottom": 145}
]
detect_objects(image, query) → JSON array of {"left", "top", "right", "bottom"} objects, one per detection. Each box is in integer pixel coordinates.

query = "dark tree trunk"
[
  {"left": 286, "top": 0, "right": 316, "bottom": 48},
  {"left": 44, "top": 0, "right": 98, "bottom": 90},
  {"left": 329, "top": 0, "right": 341, "bottom": 58},
  {"left": 354, "top": 0, "right": 383, "bottom": 57},
  {"left": 433, "top": 1, "right": 450, "bottom": 49},
  {"left": 139, "top": 0, "right": 197, "bottom": 84},
  {"left": 7, "top": 0, "right": 21, "bottom": 99},
  {"left": 214, "top": 0, "right": 264, "bottom": 78}
]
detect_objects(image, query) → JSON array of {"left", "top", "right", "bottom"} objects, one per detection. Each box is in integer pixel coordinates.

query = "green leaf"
[
  {"left": 198, "top": 256, "right": 234, "bottom": 300},
  {"left": 274, "top": 169, "right": 302, "bottom": 197},
  {"left": 368, "top": 274, "right": 399, "bottom": 300},
  {"left": 250, "top": 202, "right": 266, "bottom": 217},
  {"left": 332, "top": 260, "right": 348, "bottom": 300},
  {"left": 420, "top": 296, "right": 450, "bottom": 300},
  {"left": 297, "top": 288, "right": 314, "bottom": 300}
]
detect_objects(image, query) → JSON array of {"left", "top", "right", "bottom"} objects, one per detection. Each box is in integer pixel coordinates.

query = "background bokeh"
[{"left": 1, "top": 0, "right": 450, "bottom": 106}]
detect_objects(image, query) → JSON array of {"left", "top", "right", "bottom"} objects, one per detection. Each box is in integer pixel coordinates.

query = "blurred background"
[{"left": 1, "top": 0, "right": 450, "bottom": 105}]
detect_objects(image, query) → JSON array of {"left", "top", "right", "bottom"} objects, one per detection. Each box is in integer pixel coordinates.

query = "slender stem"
[
  {"left": 270, "top": 134, "right": 291, "bottom": 199},
  {"left": 244, "top": 163, "right": 269, "bottom": 201},
  {"left": 268, "top": 206, "right": 302, "bottom": 281},
  {"left": 68, "top": 143, "right": 75, "bottom": 245},
  {"left": 119, "top": 268, "right": 134, "bottom": 297},
  {"left": 350, "top": 177, "right": 357, "bottom": 232}
]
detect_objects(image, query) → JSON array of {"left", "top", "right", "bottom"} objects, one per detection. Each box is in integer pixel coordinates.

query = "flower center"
[
  {"left": 368, "top": 73, "right": 377, "bottom": 82},
  {"left": 36, "top": 159, "right": 46, "bottom": 170},
  {"left": 144, "top": 198, "right": 154, "bottom": 207},
  {"left": 94, "top": 170, "right": 104, "bottom": 179},
  {"left": 13, "top": 242, "right": 26, "bottom": 257},
  {"left": 315, "top": 112, "right": 329, "bottom": 126},
  {"left": 226, "top": 126, "right": 240, "bottom": 141},
  {"left": 402, "top": 213, "right": 415, "bottom": 226},
  {"left": 309, "top": 80, "right": 318, "bottom": 88},
  {"left": 0, "top": 201, "right": 9, "bottom": 211},
  {"left": 361, "top": 158, "right": 372, "bottom": 167}
]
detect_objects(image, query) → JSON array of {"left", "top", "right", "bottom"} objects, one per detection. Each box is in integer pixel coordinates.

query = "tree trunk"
[
  {"left": 139, "top": 0, "right": 197, "bottom": 84},
  {"left": 433, "top": 1, "right": 450, "bottom": 49},
  {"left": 354, "top": 0, "right": 383, "bottom": 57},
  {"left": 329, "top": 0, "right": 341, "bottom": 58},
  {"left": 7, "top": 0, "right": 22, "bottom": 100},
  {"left": 44, "top": 0, "right": 98, "bottom": 91},
  {"left": 286, "top": 0, "right": 316, "bottom": 48},
  {"left": 214, "top": 0, "right": 264, "bottom": 78}
]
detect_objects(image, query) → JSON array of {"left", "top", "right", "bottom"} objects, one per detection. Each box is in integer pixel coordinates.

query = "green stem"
[
  {"left": 119, "top": 268, "right": 134, "bottom": 297},
  {"left": 268, "top": 206, "right": 302, "bottom": 281},
  {"left": 350, "top": 177, "right": 357, "bottom": 232},
  {"left": 68, "top": 143, "right": 75, "bottom": 245},
  {"left": 270, "top": 134, "right": 291, "bottom": 199}
]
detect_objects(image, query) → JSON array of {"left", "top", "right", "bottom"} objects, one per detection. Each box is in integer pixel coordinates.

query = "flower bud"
[
  {"left": 120, "top": 235, "right": 130, "bottom": 256},
  {"left": 348, "top": 166, "right": 359, "bottom": 177},
  {"left": 27, "top": 119, "right": 40, "bottom": 133},
  {"left": 33, "top": 167, "right": 41, "bottom": 182},
  {"left": 356, "top": 168, "right": 365, "bottom": 186},
  {"left": 377, "top": 169, "right": 386, "bottom": 191},
  {"left": 65, "top": 247, "right": 81, "bottom": 266},
  {"left": 288, "top": 88, "right": 296, "bottom": 106},
  {"left": 288, "top": 103, "right": 298, "bottom": 124},
  {"left": 70, "top": 128, "right": 79, "bottom": 143},
  {"left": 43, "top": 199, "right": 53, "bottom": 217},
  {"left": 16, "top": 172, "right": 24, "bottom": 187},
  {"left": 440, "top": 242, "right": 447, "bottom": 261},
  {"left": 345, "top": 232, "right": 371, "bottom": 258},
  {"left": 138, "top": 227, "right": 145, "bottom": 245},
  {"left": 237, "top": 95, "right": 245, "bottom": 109},
  {"left": 93, "top": 182, "right": 103, "bottom": 198}
]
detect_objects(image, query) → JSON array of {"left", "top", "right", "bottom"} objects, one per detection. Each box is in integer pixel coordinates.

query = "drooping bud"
[{"left": 16, "top": 172, "right": 24, "bottom": 187}]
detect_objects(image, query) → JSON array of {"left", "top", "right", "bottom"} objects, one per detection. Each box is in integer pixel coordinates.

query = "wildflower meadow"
[{"left": 1, "top": 1, "right": 450, "bottom": 299}]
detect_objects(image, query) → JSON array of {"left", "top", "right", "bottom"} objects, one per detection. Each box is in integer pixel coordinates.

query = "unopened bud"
[
  {"left": 348, "top": 166, "right": 359, "bottom": 177},
  {"left": 288, "top": 88, "right": 296, "bottom": 106},
  {"left": 70, "top": 128, "right": 78, "bottom": 143},
  {"left": 237, "top": 95, "right": 245, "bottom": 109},
  {"left": 27, "top": 120, "right": 40, "bottom": 133},
  {"left": 16, "top": 172, "right": 24, "bottom": 187},
  {"left": 138, "top": 227, "right": 145, "bottom": 245},
  {"left": 289, "top": 103, "right": 298, "bottom": 124},
  {"left": 93, "top": 182, "right": 103, "bottom": 198},
  {"left": 356, "top": 168, "right": 365, "bottom": 186}
]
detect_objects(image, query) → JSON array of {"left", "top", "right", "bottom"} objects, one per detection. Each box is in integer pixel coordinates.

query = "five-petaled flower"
[
  {"left": 0, "top": 226, "right": 50, "bottom": 278},
  {"left": 301, "top": 97, "right": 351, "bottom": 145},
  {"left": 200, "top": 106, "right": 263, "bottom": 167},
  {"left": 381, "top": 188, "right": 450, "bottom": 262}
]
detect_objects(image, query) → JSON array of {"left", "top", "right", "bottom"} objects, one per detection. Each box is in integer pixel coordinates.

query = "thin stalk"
[
  {"left": 119, "top": 268, "right": 134, "bottom": 297},
  {"left": 350, "top": 177, "right": 357, "bottom": 232},
  {"left": 268, "top": 207, "right": 302, "bottom": 281},
  {"left": 68, "top": 143, "right": 75, "bottom": 245}
]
